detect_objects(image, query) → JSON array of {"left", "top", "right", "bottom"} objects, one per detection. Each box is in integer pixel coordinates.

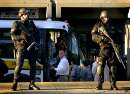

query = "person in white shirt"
[
  {"left": 92, "top": 57, "right": 99, "bottom": 80},
  {"left": 54, "top": 50, "right": 69, "bottom": 81}
]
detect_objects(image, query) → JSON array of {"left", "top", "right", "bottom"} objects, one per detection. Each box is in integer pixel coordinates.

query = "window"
[{"left": 0, "top": 28, "right": 14, "bottom": 58}]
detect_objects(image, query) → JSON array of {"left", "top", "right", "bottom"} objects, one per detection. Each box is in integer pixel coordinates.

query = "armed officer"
[
  {"left": 10, "top": 8, "right": 40, "bottom": 91},
  {"left": 91, "top": 10, "right": 119, "bottom": 90}
]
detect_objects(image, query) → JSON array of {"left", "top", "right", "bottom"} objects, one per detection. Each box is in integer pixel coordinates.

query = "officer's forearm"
[{"left": 92, "top": 34, "right": 102, "bottom": 44}]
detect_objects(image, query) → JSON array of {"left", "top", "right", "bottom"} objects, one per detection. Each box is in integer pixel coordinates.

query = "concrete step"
[{"left": 0, "top": 81, "right": 130, "bottom": 94}]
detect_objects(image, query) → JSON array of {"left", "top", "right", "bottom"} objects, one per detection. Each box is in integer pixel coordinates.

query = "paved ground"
[{"left": 0, "top": 81, "right": 130, "bottom": 94}]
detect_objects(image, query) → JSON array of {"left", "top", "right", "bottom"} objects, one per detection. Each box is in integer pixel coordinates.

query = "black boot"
[
  {"left": 29, "top": 82, "right": 40, "bottom": 90},
  {"left": 110, "top": 84, "right": 118, "bottom": 90},
  {"left": 11, "top": 81, "right": 18, "bottom": 91},
  {"left": 96, "top": 83, "right": 102, "bottom": 90},
  {"left": 96, "top": 85, "right": 102, "bottom": 90}
]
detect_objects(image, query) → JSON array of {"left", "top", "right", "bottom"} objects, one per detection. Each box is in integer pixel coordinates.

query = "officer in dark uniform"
[
  {"left": 10, "top": 8, "right": 40, "bottom": 91},
  {"left": 91, "top": 10, "right": 118, "bottom": 90}
]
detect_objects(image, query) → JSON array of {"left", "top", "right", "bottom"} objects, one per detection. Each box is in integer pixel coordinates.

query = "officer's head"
[
  {"left": 18, "top": 8, "right": 29, "bottom": 21},
  {"left": 100, "top": 10, "right": 109, "bottom": 24}
]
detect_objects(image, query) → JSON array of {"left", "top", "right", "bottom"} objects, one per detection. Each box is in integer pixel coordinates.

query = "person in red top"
[{"left": 55, "top": 36, "right": 66, "bottom": 56}]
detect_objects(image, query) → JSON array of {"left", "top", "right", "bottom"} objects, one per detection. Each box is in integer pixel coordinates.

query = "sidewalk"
[{"left": 0, "top": 81, "right": 130, "bottom": 94}]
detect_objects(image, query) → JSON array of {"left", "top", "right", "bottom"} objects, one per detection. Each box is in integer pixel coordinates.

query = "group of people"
[
  {"left": 10, "top": 8, "right": 121, "bottom": 91},
  {"left": 69, "top": 57, "right": 109, "bottom": 82}
]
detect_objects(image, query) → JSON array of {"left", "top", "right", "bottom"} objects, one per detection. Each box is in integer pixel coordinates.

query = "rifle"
[
  {"left": 27, "top": 42, "right": 39, "bottom": 51},
  {"left": 99, "top": 26, "right": 126, "bottom": 70},
  {"left": 17, "top": 21, "right": 40, "bottom": 51}
]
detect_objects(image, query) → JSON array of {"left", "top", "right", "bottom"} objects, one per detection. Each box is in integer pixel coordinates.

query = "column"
[{"left": 126, "top": 9, "right": 130, "bottom": 80}]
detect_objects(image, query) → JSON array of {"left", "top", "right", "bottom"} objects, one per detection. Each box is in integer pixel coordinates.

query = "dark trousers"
[
  {"left": 56, "top": 75, "right": 69, "bottom": 82},
  {"left": 97, "top": 47, "right": 117, "bottom": 87},
  {"left": 13, "top": 48, "right": 37, "bottom": 82}
]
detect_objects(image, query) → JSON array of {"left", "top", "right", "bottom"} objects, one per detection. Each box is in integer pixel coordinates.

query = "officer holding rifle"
[
  {"left": 10, "top": 8, "right": 40, "bottom": 91},
  {"left": 91, "top": 10, "right": 122, "bottom": 90}
]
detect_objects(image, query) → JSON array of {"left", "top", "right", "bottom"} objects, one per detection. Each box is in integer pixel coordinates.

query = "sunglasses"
[
  {"left": 100, "top": 16, "right": 108, "bottom": 19},
  {"left": 20, "top": 13, "right": 29, "bottom": 17}
]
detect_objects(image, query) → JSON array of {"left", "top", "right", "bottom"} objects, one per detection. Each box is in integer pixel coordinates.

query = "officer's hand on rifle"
[{"left": 101, "top": 35, "right": 110, "bottom": 43}]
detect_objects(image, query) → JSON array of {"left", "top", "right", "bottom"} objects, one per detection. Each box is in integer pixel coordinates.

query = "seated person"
[{"left": 50, "top": 50, "right": 69, "bottom": 82}]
